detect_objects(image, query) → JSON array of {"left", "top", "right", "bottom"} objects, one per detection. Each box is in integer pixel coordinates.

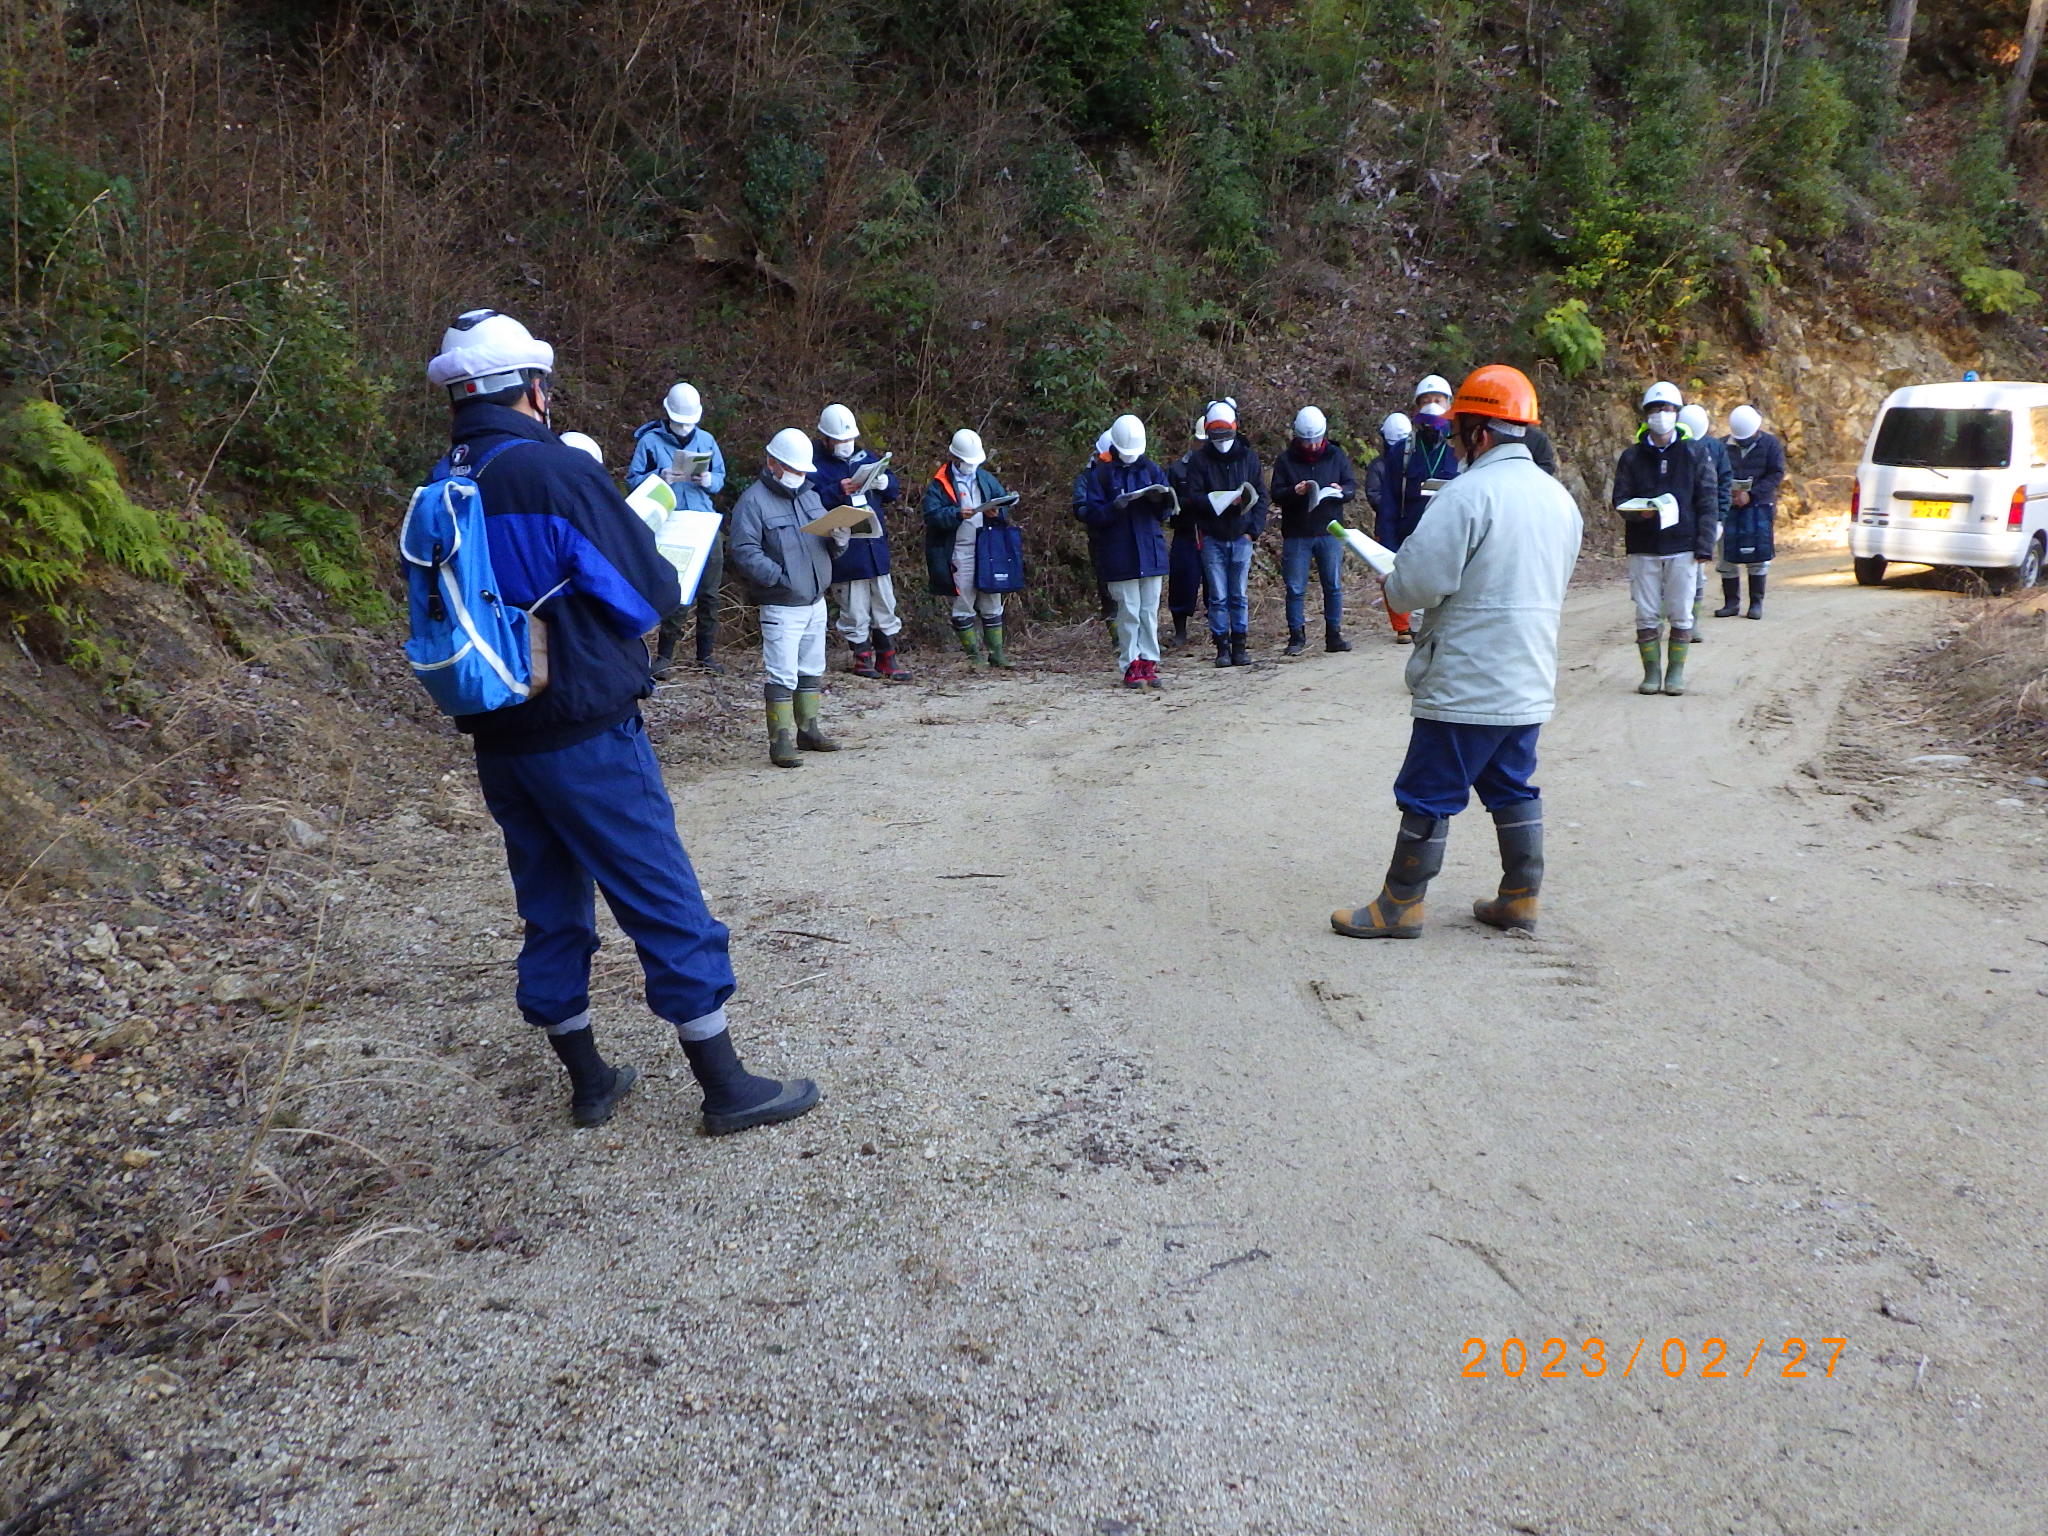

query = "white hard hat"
[
  {"left": 1414, "top": 374, "right": 1452, "bottom": 402},
  {"left": 1109, "top": 414, "right": 1146, "bottom": 462},
  {"left": 948, "top": 428, "right": 986, "bottom": 468},
  {"left": 1381, "top": 411, "right": 1412, "bottom": 444},
  {"left": 1677, "top": 403, "right": 1710, "bottom": 439},
  {"left": 766, "top": 427, "right": 817, "bottom": 475},
  {"left": 427, "top": 309, "right": 554, "bottom": 397},
  {"left": 1293, "top": 406, "right": 1328, "bottom": 441},
  {"left": 1641, "top": 380, "right": 1684, "bottom": 411},
  {"left": 1095, "top": 430, "right": 1114, "bottom": 457},
  {"left": 558, "top": 431, "right": 604, "bottom": 464},
  {"left": 817, "top": 403, "right": 858, "bottom": 442},
  {"left": 1728, "top": 404, "right": 1762, "bottom": 439},
  {"left": 1204, "top": 399, "right": 1238, "bottom": 430},
  {"left": 663, "top": 382, "right": 702, "bottom": 428}
]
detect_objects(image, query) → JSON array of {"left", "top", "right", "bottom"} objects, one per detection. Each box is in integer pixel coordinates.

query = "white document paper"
[
  {"left": 1619, "top": 495, "right": 1681, "bottom": 529},
  {"left": 1311, "top": 484, "right": 1346, "bottom": 505},
  {"left": 1329, "top": 520, "right": 1396, "bottom": 577},
  {"left": 629, "top": 494, "right": 722, "bottom": 605},
  {"left": 1206, "top": 485, "right": 1256, "bottom": 514}
]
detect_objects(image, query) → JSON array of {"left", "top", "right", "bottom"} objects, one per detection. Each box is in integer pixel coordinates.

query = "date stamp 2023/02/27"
[{"left": 1462, "top": 1337, "right": 1849, "bottom": 1381}]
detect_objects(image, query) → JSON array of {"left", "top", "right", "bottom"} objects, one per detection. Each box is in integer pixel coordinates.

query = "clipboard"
[{"left": 801, "top": 502, "right": 881, "bottom": 536}]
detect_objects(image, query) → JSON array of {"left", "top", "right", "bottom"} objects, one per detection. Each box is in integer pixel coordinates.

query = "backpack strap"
[{"left": 469, "top": 436, "right": 535, "bottom": 476}]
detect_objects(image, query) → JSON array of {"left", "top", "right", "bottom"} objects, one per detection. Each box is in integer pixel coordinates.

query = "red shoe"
[
  {"left": 1141, "top": 659, "right": 1164, "bottom": 691},
  {"left": 1122, "top": 661, "right": 1144, "bottom": 689}
]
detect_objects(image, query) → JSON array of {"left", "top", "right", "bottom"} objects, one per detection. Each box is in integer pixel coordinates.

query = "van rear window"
[{"left": 1871, "top": 407, "right": 2012, "bottom": 470}]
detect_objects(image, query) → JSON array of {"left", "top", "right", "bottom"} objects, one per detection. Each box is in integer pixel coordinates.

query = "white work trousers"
[
  {"left": 949, "top": 541, "right": 1005, "bottom": 623},
  {"left": 760, "top": 600, "right": 828, "bottom": 689},
  {"left": 831, "top": 575, "right": 902, "bottom": 644},
  {"left": 1629, "top": 553, "right": 1697, "bottom": 632},
  {"left": 1108, "top": 576, "right": 1163, "bottom": 667}
]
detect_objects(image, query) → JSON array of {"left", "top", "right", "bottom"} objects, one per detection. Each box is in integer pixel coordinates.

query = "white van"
[{"left": 1849, "top": 380, "right": 2048, "bottom": 591}]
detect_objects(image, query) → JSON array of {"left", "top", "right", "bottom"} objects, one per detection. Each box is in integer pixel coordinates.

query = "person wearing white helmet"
[
  {"left": 921, "top": 428, "right": 1017, "bottom": 668},
  {"left": 1179, "top": 398, "right": 1268, "bottom": 669},
  {"left": 809, "top": 403, "right": 911, "bottom": 681},
  {"left": 1613, "top": 380, "right": 1717, "bottom": 696},
  {"left": 1676, "top": 402, "right": 1731, "bottom": 642},
  {"left": 1268, "top": 405, "right": 1359, "bottom": 656},
  {"left": 629, "top": 382, "right": 728, "bottom": 677},
  {"left": 1713, "top": 404, "right": 1783, "bottom": 618},
  {"left": 728, "top": 427, "right": 854, "bottom": 766},
  {"left": 1075, "top": 414, "right": 1175, "bottom": 689},
  {"left": 557, "top": 431, "right": 605, "bottom": 464},
  {"left": 1379, "top": 376, "right": 1464, "bottom": 640},
  {"left": 421, "top": 310, "right": 817, "bottom": 1136}
]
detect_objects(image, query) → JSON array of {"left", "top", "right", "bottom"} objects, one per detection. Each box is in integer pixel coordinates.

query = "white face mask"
[
  {"left": 1646, "top": 409, "right": 1677, "bottom": 437},
  {"left": 776, "top": 468, "right": 808, "bottom": 490},
  {"left": 954, "top": 459, "right": 978, "bottom": 477},
  {"left": 831, "top": 438, "right": 857, "bottom": 458},
  {"left": 1208, "top": 433, "right": 1236, "bottom": 452},
  {"left": 1116, "top": 449, "right": 1140, "bottom": 465}
]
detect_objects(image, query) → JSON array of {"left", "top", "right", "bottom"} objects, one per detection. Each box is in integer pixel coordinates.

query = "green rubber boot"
[
  {"left": 764, "top": 685, "right": 801, "bottom": 768},
  {"left": 983, "top": 620, "right": 1013, "bottom": 669},
  {"left": 793, "top": 675, "right": 840, "bottom": 751},
  {"left": 1635, "top": 630, "right": 1664, "bottom": 695},
  {"left": 953, "top": 619, "right": 986, "bottom": 667},
  {"left": 1661, "top": 634, "right": 1690, "bottom": 696}
]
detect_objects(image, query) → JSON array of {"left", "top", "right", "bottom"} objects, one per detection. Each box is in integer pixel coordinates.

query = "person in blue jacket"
[
  {"left": 628, "top": 382, "right": 727, "bottom": 677},
  {"left": 1363, "top": 412, "right": 1417, "bottom": 641},
  {"left": 1163, "top": 416, "right": 1213, "bottom": 650},
  {"left": 1714, "top": 404, "right": 1784, "bottom": 620},
  {"left": 1075, "top": 414, "right": 1174, "bottom": 690},
  {"left": 810, "top": 402, "right": 912, "bottom": 681},
  {"left": 422, "top": 311, "right": 817, "bottom": 1137}
]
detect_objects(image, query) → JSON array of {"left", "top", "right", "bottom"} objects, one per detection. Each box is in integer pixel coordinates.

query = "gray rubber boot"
[
  {"left": 1331, "top": 812, "right": 1449, "bottom": 938},
  {"left": 1473, "top": 803, "right": 1543, "bottom": 933}
]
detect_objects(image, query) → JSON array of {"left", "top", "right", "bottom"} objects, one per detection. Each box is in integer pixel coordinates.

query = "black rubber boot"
[
  {"left": 694, "top": 611, "right": 721, "bottom": 673},
  {"left": 1284, "top": 627, "right": 1307, "bottom": 657},
  {"left": 1713, "top": 577, "right": 1741, "bottom": 618},
  {"left": 1331, "top": 812, "right": 1449, "bottom": 938},
  {"left": 548, "top": 1026, "right": 638, "bottom": 1128},
  {"left": 1746, "top": 572, "right": 1766, "bottom": 619},
  {"left": 650, "top": 621, "right": 679, "bottom": 681},
  {"left": 1214, "top": 634, "right": 1232, "bottom": 669},
  {"left": 848, "top": 638, "right": 881, "bottom": 679},
  {"left": 1230, "top": 631, "right": 1251, "bottom": 667},
  {"left": 1172, "top": 613, "right": 1190, "bottom": 649},
  {"left": 681, "top": 1029, "right": 821, "bottom": 1136},
  {"left": 1325, "top": 626, "right": 1352, "bottom": 653},
  {"left": 1473, "top": 803, "right": 1544, "bottom": 933}
]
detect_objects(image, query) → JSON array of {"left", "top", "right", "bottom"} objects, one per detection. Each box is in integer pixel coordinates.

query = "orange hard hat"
[{"left": 1451, "top": 364, "right": 1540, "bottom": 426}]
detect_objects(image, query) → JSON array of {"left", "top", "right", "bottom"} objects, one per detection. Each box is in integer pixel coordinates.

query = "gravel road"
[{"left": 68, "top": 551, "right": 2048, "bottom": 1534}]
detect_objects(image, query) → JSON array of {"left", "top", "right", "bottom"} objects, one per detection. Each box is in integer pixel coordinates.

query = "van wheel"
[
  {"left": 1983, "top": 535, "right": 2044, "bottom": 594},
  {"left": 1853, "top": 555, "right": 1888, "bottom": 587}
]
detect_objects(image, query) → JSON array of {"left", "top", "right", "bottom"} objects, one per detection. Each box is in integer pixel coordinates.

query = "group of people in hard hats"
[
  {"left": 564, "top": 390, "right": 1018, "bottom": 767},
  {"left": 1612, "top": 382, "right": 1785, "bottom": 697},
  {"left": 414, "top": 304, "right": 1792, "bottom": 1139}
]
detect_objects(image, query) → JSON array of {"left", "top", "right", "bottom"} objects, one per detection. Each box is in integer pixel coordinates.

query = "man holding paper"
[
  {"left": 1267, "top": 405, "right": 1358, "bottom": 656},
  {"left": 629, "top": 382, "right": 728, "bottom": 677},
  {"left": 728, "top": 429, "right": 853, "bottom": 767},
  {"left": 1178, "top": 398, "right": 1268, "bottom": 668},
  {"left": 1613, "top": 381, "right": 1717, "bottom": 697},
  {"left": 1331, "top": 365, "right": 1581, "bottom": 941},
  {"left": 811, "top": 403, "right": 913, "bottom": 682}
]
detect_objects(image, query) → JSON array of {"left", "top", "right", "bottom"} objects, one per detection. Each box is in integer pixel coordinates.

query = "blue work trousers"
[
  {"left": 1393, "top": 719, "right": 1542, "bottom": 819},
  {"left": 474, "top": 716, "right": 736, "bottom": 1032},
  {"left": 1200, "top": 535, "right": 1253, "bottom": 637},
  {"left": 1282, "top": 534, "right": 1344, "bottom": 632}
]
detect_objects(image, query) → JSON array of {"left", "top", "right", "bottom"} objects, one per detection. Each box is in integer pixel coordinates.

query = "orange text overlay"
[{"left": 1462, "top": 1337, "right": 1848, "bottom": 1380}]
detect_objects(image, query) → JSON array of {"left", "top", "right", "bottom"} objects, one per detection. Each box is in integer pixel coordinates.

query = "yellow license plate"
[{"left": 1909, "top": 500, "right": 1954, "bottom": 519}]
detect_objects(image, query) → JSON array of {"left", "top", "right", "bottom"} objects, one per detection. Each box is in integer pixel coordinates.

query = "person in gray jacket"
[
  {"left": 728, "top": 428, "right": 851, "bottom": 767},
  {"left": 1332, "top": 365, "right": 1583, "bottom": 941}
]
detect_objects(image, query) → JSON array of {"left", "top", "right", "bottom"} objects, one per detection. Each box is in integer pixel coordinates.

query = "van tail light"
[
  {"left": 2011, "top": 487, "right": 2026, "bottom": 530},
  {"left": 1850, "top": 484, "right": 1861, "bottom": 523}
]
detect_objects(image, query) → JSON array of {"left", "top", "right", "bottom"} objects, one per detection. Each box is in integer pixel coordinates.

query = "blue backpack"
[{"left": 399, "top": 439, "right": 543, "bottom": 716}]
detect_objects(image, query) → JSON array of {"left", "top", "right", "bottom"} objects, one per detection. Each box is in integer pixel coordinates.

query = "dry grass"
[{"left": 1909, "top": 590, "right": 2048, "bottom": 770}]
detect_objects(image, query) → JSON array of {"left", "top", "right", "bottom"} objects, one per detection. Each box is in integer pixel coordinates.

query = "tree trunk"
[
  {"left": 1882, "top": 0, "right": 1917, "bottom": 103},
  {"left": 2005, "top": 0, "right": 2048, "bottom": 141}
]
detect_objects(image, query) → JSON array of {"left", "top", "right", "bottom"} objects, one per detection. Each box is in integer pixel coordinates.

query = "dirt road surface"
[{"left": 103, "top": 552, "right": 2048, "bottom": 1534}]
